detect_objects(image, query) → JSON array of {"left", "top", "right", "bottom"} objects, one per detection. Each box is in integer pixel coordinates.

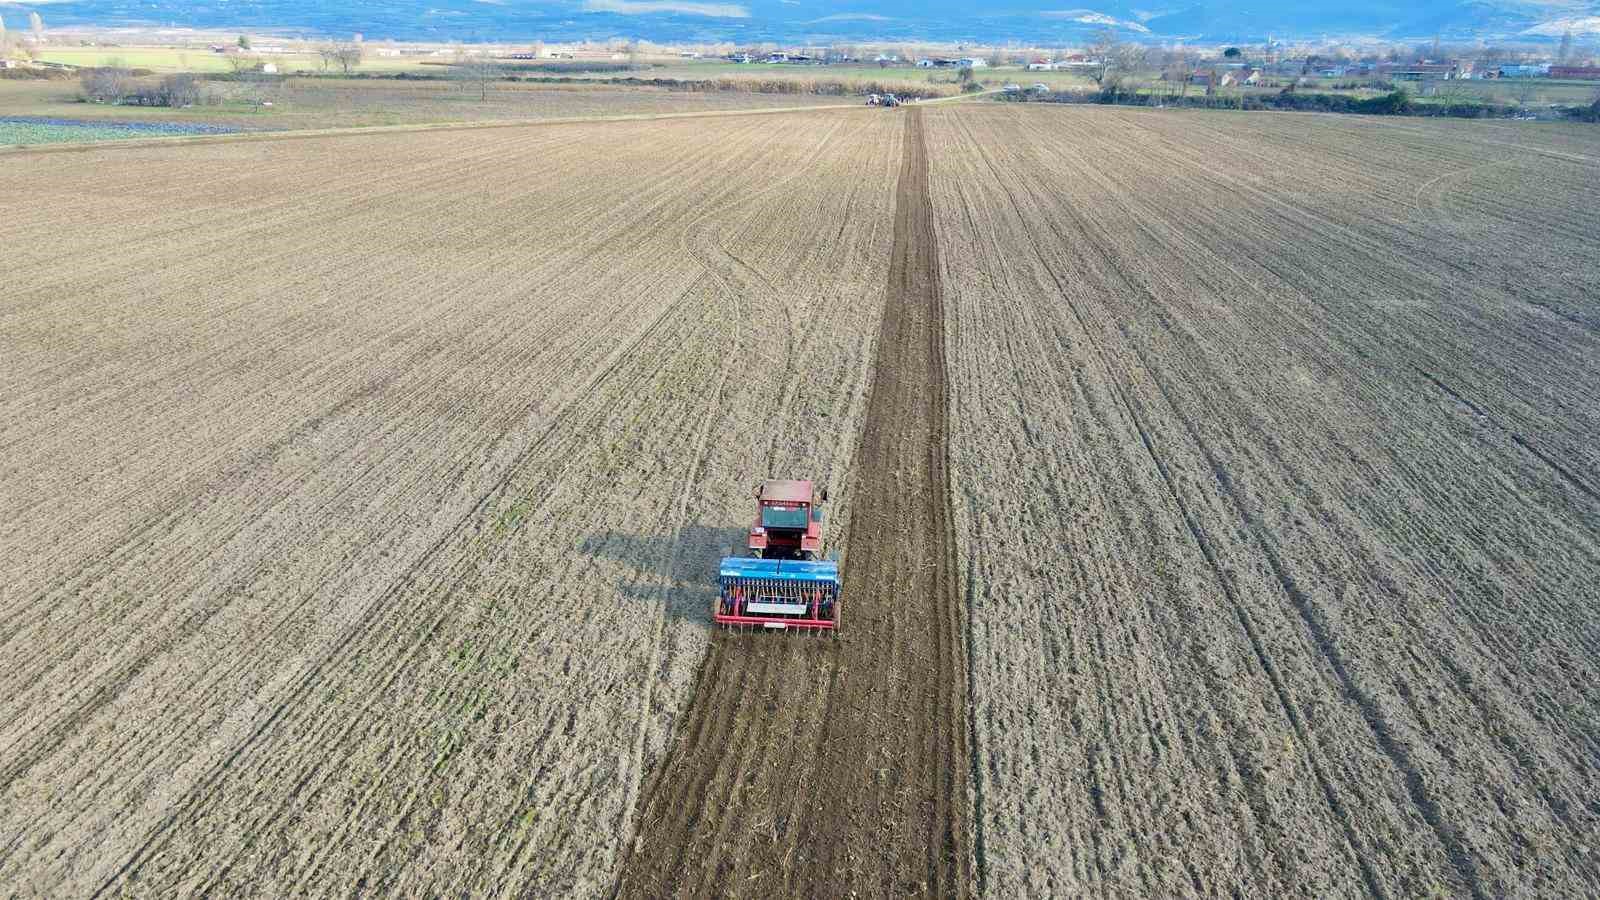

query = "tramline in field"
[{"left": 714, "top": 480, "right": 840, "bottom": 631}]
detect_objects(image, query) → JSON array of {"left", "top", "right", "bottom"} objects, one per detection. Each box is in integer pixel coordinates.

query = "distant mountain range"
[{"left": 3, "top": 0, "right": 1597, "bottom": 45}]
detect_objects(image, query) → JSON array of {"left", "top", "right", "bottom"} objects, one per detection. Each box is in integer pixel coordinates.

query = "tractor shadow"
[{"left": 579, "top": 524, "right": 747, "bottom": 625}]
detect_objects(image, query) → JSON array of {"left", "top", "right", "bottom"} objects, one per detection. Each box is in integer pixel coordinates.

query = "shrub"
[
  {"left": 79, "top": 66, "right": 133, "bottom": 103},
  {"left": 121, "top": 74, "right": 207, "bottom": 107}
]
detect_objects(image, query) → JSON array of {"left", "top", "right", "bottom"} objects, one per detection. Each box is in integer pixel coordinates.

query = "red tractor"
[
  {"left": 714, "top": 479, "right": 839, "bottom": 631},
  {"left": 746, "top": 479, "right": 826, "bottom": 560}
]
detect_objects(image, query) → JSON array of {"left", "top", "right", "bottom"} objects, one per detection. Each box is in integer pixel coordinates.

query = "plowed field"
[
  {"left": 615, "top": 110, "right": 970, "bottom": 899},
  {"left": 927, "top": 105, "right": 1600, "bottom": 897},
  {"left": 0, "top": 109, "right": 901, "bottom": 895},
  {"left": 4, "top": 101, "right": 1599, "bottom": 899}
]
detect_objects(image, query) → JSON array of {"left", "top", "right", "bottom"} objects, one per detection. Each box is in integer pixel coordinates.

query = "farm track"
[{"left": 615, "top": 109, "right": 972, "bottom": 898}]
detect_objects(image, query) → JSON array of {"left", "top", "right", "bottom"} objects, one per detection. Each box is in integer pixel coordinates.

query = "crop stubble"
[
  {"left": 0, "top": 109, "right": 902, "bottom": 895},
  {"left": 615, "top": 109, "right": 971, "bottom": 899},
  {"left": 926, "top": 104, "right": 1600, "bottom": 897}
]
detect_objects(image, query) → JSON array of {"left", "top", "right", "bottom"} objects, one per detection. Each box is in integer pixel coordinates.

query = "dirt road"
[{"left": 615, "top": 109, "right": 972, "bottom": 897}]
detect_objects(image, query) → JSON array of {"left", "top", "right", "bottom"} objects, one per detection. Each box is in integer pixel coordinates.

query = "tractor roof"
[{"left": 760, "top": 479, "right": 813, "bottom": 503}]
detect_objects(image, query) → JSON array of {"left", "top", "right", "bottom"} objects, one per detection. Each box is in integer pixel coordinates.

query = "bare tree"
[
  {"left": 1558, "top": 29, "right": 1573, "bottom": 64},
  {"left": 319, "top": 41, "right": 363, "bottom": 75},
  {"left": 79, "top": 64, "right": 132, "bottom": 103},
  {"left": 29, "top": 10, "right": 44, "bottom": 44},
  {"left": 0, "top": 16, "right": 8, "bottom": 52},
  {"left": 1161, "top": 53, "right": 1190, "bottom": 100},
  {"left": 1086, "top": 28, "right": 1119, "bottom": 84},
  {"left": 454, "top": 55, "right": 505, "bottom": 102},
  {"left": 225, "top": 53, "right": 262, "bottom": 75},
  {"left": 127, "top": 73, "right": 204, "bottom": 107},
  {"left": 1433, "top": 76, "right": 1472, "bottom": 107},
  {"left": 336, "top": 42, "right": 363, "bottom": 74},
  {"left": 1510, "top": 76, "right": 1537, "bottom": 110},
  {"left": 1114, "top": 41, "right": 1147, "bottom": 79}
]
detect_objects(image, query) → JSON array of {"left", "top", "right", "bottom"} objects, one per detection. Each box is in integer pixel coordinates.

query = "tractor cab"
[{"left": 747, "top": 479, "right": 825, "bottom": 561}]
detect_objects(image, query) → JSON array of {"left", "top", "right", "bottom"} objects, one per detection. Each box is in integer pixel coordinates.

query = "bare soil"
[
  {"left": 0, "top": 108, "right": 901, "bottom": 896},
  {"left": 615, "top": 108, "right": 972, "bottom": 898},
  {"left": 927, "top": 104, "right": 1600, "bottom": 898},
  {"left": 6, "top": 99, "right": 1599, "bottom": 898}
]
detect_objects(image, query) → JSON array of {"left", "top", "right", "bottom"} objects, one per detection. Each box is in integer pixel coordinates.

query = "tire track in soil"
[{"left": 613, "top": 108, "right": 973, "bottom": 898}]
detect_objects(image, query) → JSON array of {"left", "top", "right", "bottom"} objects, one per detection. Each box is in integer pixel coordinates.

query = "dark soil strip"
[{"left": 614, "top": 108, "right": 972, "bottom": 898}]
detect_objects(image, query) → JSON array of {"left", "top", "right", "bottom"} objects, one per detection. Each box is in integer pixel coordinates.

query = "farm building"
[
  {"left": 1385, "top": 62, "right": 1464, "bottom": 81},
  {"left": 1183, "top": 69, "right": 1257, "bottom": 88},
  {"left": 1549, "top": 66, "right": 1600, "bottom": 80}
]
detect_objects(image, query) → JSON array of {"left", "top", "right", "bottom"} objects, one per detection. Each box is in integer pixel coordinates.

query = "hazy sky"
[{"left": 2, "top": 0, "right": 1597, "bottom": 43}]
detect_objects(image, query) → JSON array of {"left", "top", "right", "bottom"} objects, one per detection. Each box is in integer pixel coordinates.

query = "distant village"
[
  {"left": 485, "top": 39, "right": 1600, "bottom": 85},
  {"left": 4, "top": 16, "right": 1599, "bottom": 93}
]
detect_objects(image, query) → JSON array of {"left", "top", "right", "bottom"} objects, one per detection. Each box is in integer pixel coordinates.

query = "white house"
[{"left": 957, "top": 57, "right": 987, "bottom": 68}]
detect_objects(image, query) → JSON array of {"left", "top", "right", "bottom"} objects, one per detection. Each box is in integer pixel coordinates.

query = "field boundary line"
[
  {"left": 0, "top": 102, "right": 865, "bottom": 157},
  {"left": 908, "top": 107, "right": 978, "bottom": 896}
]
